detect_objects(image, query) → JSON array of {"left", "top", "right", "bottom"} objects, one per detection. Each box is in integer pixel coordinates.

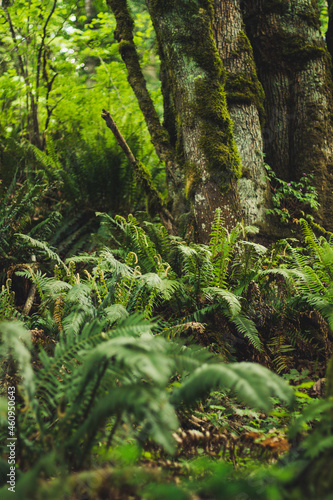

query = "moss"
[
  {"left": 183, "top": 1, "right": 241, "bottom": 187},
  {"left": 194, "top": 74, "right": 241, "bottom": 187},
  {"left": 149, "top": 0, "right": 177, "bottom": 16},
  {"left": 240, "top": 167, "right": 252, "bottom": 180},
  {"left": 134, "top": 160, "right": 165, "bottom": 214},
  {"left": 260, "top": 0, "right": 289, "bottom": 15},
  {"left": 149, "top": 0, "right": 241, "bottom": 192},
  {"left": 107, "top": 0, "right": 134, "bottom": 41},
  {"left": 259, "top": 32, "right": 327, "bottom": 71},
  {"left": 226, "top": 31, "right": 265, "bottom": 124},
  {"left": 280, "top": 37, "right": 326, "bottom": 64},
  {"left": 226, "top": 72, "right": 266, "bottom": 125},
  {"left": 260, "top": 0, "right": 320, "bottom": 30},
  {"left": 230, "top": 31, "right": 252, "bottom": 57},
  {"left": 184, "top": 160, "right": 201, "bottom": 197},
  {"left": 194, "top": 71, "right": 242, "bottom": 187},
  {"left": 109, "top": 0, "right": 173, "bottom": 167},
  {"left": 299, "top": 1, "right": 321, "bottom": 30}
]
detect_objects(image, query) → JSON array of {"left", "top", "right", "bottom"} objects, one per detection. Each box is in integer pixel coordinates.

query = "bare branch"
[
  {"left": 36, "top": 0, "right": 57, "bottom": 103},
  {"left": 101, "top": 109, "right": 174, "bottom": 230}
]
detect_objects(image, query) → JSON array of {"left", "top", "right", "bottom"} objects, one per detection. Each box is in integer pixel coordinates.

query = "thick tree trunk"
[
  {"left": 213, "top": 0, "right": 271, "bottom": 229},
  {"left": 243, "top": 0, "right": 333, "bottom": 230},
  {"left": 146, "top": 0, "right": 242, "bottom": 242}
]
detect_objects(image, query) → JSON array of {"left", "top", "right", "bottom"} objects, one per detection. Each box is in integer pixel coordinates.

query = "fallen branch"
[
  {"left": 101, "top": 109, "right": 174, "bottom": 231},
  {"left": 23, "top": 283, "right": 37, "bottom": 316}
]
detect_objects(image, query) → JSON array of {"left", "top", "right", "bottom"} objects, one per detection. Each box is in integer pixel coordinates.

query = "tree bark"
[
  {"left": 243, "top": 0, "right": 333, "bottom": 230},
  {"left": 107, "top": 0, "right": 188, "bottom": 225},
  {"left": 85, "top": 0, "right": 96, "bottom": 20},
  {"left": 327, "top": 0, "right": 333, "bottom": 59},
  {"left": 101, "top": 108, "right": 174, "bottom": 230},
  {"left": 213, "top": 0, "right": 271, "bottom": 229},
  {"left": 145, "top": 0, "right": 242, "bottom": 242}
]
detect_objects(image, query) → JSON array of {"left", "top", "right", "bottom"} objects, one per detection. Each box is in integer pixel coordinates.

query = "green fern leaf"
[{"left": 171, "top": 362, "right": 294, "bottom": 412}]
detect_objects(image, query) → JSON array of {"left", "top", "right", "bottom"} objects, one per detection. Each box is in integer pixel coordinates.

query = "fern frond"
[
  {"left": 299, "top": 218, "right": 325, "bottom": 262},
  {"left": 229, "top": 313, "right": 262, "bottom": 351},
  {"left": 289, "top": 399, "right": 333, "bottom": 438},
  {"left": 54, "top": 295, "right": 65, "bottom": 332},
  {"left": 15, "top": 234, "right": 67, "bottom": 270},
  {"left": 69, "top": 385, "right": 178, "bottom": 455},
  {"left": 0, "top": 321, "right": 35, "bottom": 403},
  {"left": 203, "top": 287, "right": 242, "bottom": 316},
  {"left": 209, "top": 207, "right": 226, "bottom": 258},
  {"left": 171, "top": 362, "right": 294, "bottom": 412}
]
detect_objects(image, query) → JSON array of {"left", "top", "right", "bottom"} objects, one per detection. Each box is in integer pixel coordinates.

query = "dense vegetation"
[{"left": 1, "top": 1, "right": 333, "bottom": 499}]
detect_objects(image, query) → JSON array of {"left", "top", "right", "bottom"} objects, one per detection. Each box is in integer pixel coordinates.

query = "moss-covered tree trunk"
[
  {"left": 108, "top": 0, "right": 188, "bottom": 229},
  {"left": 145, "top": 0, "right": 242, "bottom": 242},
  {"left": 243, "top": 0, "right": 333, "bottom": 229},
  {"left": 213, "top": 0, "right": 271, "bottom": 229}
]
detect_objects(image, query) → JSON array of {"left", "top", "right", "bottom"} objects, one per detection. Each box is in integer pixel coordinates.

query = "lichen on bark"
[
  {"left": 213, "top": 0, "right": 271, "bottom": 229},
  {"left": 146, "top": 0, "right": 242, "bottom": 241}
]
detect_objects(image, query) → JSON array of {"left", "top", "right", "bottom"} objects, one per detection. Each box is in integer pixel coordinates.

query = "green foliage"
[
  {"left": 0, "top": 279, "right": 16, "bottom": 321},
  {"left": 318, "top": 0, "right": 329, "bottom": 37},
  {"left": 265, "top": 164, "right": 319, "bottom": 224},
  {"left": 94, "top": 210, "right": 262, "bottom": 350},
  {"left": 0, "top": 0, "right": 162, "bottom": 161},
  {"left": 0, "top": 204, "right": 305, "bottom": 497},
  {"left": 0, "top": 0, "right": 331, "bottom": 497},
  {"left": 284, "top": 219, "right": 333, "bottom": 332},
  {"left": 0, "top": 169, "right": 62, "bottom": 281},
  {"left": 0, "top": 314, "right": 293, "bottom": 476},
  {"left": 171, "top": 362, "right": 293, "bottom": 412},
  {"left": 2, "top": 211, "right": 333, "bottom": 498}
]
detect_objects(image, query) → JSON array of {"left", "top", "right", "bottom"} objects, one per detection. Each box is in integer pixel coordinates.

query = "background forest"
[{"left": 1, "top": 0, "right": 333, "bottom": 499}]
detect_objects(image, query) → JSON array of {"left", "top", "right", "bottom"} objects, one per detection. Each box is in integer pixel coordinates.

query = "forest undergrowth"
[
  {"left": 1, "top": 1, "right": 333, "bottom": 498},
  {"left": 1, "top": 180, "right": 333, "bottom": 499}
]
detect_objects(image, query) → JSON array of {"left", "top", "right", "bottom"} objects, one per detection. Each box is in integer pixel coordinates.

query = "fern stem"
[
  {"left": 105, "top": 412, "right": 122, "bottom": 450},
  {"left": 77, "top": 360, "right": 109, "bottom": 467}
]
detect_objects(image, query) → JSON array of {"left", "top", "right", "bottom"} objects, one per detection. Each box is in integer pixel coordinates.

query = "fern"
[
  {"left": 203, "top": 287, "right": 242, "bottom": 316},
  {"left": 202, "top": 287, "right": 262, "bottom": 350},
  {"left": 171, "top": 362, "right": 294, "bottom": 412},
  {"left": 0, "top": 310, "right": 294, "bottom": 471},
  {"left": 0, "top": 322, "right": 35, "bottom": 402},
  {"left": 15, "top": 234, "right": 67, "bottom": 270},
  {"left": 0, "top": 279, "right": 16, "bottom": 321},
  {"left": 208, "top": 208, "right": 258, "bottom": 289},
  {"left": 29, "top": 140, "right": 62, "bottom": 176},
  {"left": 229, "top": 313, "right": 262, "bottom": 351}
]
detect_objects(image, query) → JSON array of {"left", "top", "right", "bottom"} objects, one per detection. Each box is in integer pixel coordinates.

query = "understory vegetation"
[
  {"left": 1, "top": 202, "right": 333, "bottom": 499},
  {"left": 1, "top": 1, "right": 333, "bottom": 499}
]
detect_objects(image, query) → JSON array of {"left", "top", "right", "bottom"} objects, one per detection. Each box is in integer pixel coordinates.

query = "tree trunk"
[
  {"left": 85, "top": 0, "right": 96, "bottom": 20},
  {"left": 107, "top": 0, "right": 188, "bottom": 228},
  {"left": 243, "top": 0, "right": 333, "bottom": 230},
  {"left": 327, "top": 0, "right": 333, "bottom": 61},
  {"left": 145, "top": 0, "right": 242, "bottom": 242},
  {"left": 213, "top": 0, "right": 271, "bottom": 229}
]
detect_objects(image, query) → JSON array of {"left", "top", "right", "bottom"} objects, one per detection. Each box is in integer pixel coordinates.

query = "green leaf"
[{"left": 171, "top": 362, "right": 295, "bottom": 412}]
